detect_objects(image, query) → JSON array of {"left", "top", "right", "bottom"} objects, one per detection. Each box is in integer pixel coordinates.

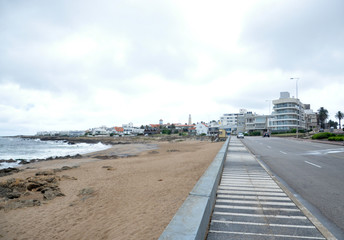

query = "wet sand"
[{"left": 0, "top": 139, "right": 223, "bottom": 240}]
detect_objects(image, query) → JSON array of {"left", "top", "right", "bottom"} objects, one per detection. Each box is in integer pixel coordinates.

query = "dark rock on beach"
[
  {"left": 11, "top": 153, "right": 85, "bottom": 166},
  {"left": 19, "top": 159, "right": 30, "bottom": 165},
  {"left": 0, "top": 165, "right": 78, "bottom": 210},
  {"left": 0, "top": 159, "right": 17, "bottom": 163},
  {"left": 0, "top": 167, "right": 21, "bottom": 177},
  {"left": 35, "top": 170, "right": 55, "bottom": 176}
]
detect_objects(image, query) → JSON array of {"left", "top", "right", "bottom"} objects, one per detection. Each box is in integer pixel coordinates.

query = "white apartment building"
[
  {"left": 270, "top": 92, "right": 306, "bottom": 132},
  {"left": 245, "top": 113, "right": 270, "bottom": 133},
  {"left": 220, "top": 109, "right": 248, "bottom": 133},
  {"left": 304, "top": 104, "right": 318, "bottom": 131}
]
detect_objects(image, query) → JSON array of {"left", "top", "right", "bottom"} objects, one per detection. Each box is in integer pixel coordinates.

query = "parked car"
[
  {"left": 263, "top": 132, "right": 270, "bottom": 137},
  {"left": 237, "top": 133, "right": 244, "bottom": 138}
]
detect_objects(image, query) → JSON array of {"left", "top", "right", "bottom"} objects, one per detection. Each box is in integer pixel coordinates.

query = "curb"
[{"left": 159, "top": 137, "right": 230, "bottom": 240}]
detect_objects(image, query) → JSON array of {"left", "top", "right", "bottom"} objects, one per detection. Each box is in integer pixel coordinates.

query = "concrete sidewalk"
[
  {"left": 159, "top": 137, "right": 230, "bottom": 240},
  {"left": 207, "top": 137, "right": 330, "bottom": 240}
]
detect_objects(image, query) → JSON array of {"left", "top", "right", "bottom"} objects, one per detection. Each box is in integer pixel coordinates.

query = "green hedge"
[
  {"left": 250, "top": 131, "right": 261, "bottom": 136},
  {"left": 312, "top": 132, "right": 336, "bottom": 139},
  {"left": 328, "top": 136, "right": 344, "bottom": 141}
]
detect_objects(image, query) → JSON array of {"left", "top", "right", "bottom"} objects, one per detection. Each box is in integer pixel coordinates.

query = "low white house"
[
  {"left": 132, "top": 128, "right": 145, "bottom": 135},
  {"left": 195, "top": 122, "right": 209, "bottom": 135},
  {"left": 92, "top": 128, "right": 108, "bottom": 136}
]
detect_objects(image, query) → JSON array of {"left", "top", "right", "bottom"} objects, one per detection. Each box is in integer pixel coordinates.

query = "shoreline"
[
  {"left": 0, "top": 138, "right": 223, "bottom": 240},
  {"left": 1, "top": 141, "right": 159, "bottom": 175},
  {"left": 17, "top": 134, "right": 211, "bottom": 144}
]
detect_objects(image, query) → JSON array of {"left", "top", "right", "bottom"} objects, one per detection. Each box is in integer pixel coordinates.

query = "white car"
[{"left": 237, "top": 133, "right": 244, "bottom": 138}]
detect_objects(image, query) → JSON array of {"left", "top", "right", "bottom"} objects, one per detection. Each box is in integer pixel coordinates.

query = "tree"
[
  {"left": 328, "top": 120, "right": 338, "bottom": 129},
  {"left": 318, "top": 107, "right": 328, "bottom": 129},
  {"left": 335, "top": 111, "right": 343, "bottom": 129}
]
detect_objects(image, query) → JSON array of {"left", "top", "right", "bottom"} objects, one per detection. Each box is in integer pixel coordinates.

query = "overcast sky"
[{"left": 1, "top": 0, "right": 344, "bottom": 135}]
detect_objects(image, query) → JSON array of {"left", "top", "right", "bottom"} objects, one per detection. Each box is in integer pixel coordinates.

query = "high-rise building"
[
  {"left": 188, "top": 114, "right": 192, "bottom": 125},
  {"left": 271, "top": 92, "right": 305, "bottom": 131}
]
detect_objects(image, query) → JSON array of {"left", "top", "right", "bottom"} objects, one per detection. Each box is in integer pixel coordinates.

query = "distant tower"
[
  {"left": 159, "top": 119, "right": 163, "bottom": 125},
  {"left": 188, "top": 114, "right": 192, "bottom": 125}
]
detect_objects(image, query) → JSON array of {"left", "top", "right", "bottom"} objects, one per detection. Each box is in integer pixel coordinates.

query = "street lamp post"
[
  {"left": 291, "top": 77, "right": 300, "bottom": 138},
  {"left": 265, "top": 99, "right": 271, "bottom": 133},
  {"left": 290, "top": 77, "right": 299, "bottom": 99},
  {"left": 265, "top": 99, "right": 271, "bottom": 114}
]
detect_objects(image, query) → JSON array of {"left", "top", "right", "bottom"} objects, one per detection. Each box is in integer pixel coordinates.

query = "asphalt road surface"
[{"left": 241, "top": 136, "right": 344, "bottom": 239}]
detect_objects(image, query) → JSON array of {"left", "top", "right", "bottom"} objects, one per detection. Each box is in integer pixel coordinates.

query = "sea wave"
[{"left": 0, "top": 137, "right": 111, "bottom": 169}]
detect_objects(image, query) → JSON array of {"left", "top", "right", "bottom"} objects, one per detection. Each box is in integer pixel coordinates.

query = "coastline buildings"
[
  {"left": 195, "top": 122, "right": 208, "bottom": 135},
  {"left": 219, "top": 109, "right": 270, "bottom": 134},
  {"left": 304, "top": 104, "right": 318, "bottom": 131},
  {"left": 219, "top": 109, "right": 248, "bottom": 134},
  {"left": 36, "top": 92, "right": 322, "bottom": 137},
  {"left": 244, "top": 113, "right": 271, "bottom": 133},
  {"left": 270, "top": 92, "right": 306, "bottom": 132},
  {"left": 216, "top": 91, "right": 317, "bottom": 135}
]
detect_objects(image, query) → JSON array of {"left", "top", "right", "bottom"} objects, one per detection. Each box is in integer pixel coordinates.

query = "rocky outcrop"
[
  {"left": 0, "top": 167, "right": 21, "bottom": 177},
  {"left": 0, "top": 166, "right": 77, "bottom": 210}
]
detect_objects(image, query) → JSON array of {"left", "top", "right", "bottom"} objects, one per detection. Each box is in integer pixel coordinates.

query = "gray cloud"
[
  {"left": 240, "top": 0, "right": 344, "bottom": 76},
  {"left": 0, "top": 1, "right": 343, "bottom": 135},
  {"left": 0, "top": 0, "right": 194, "bottom": 95}
]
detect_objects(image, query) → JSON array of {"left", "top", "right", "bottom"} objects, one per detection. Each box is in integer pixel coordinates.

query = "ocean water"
[{"left": 0, "top": 137, "right": 111, "bottom": 169}]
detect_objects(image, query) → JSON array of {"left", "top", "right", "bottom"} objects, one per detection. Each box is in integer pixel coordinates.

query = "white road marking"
[
  {"left": 219, "top": 183, "right": 279, "bottom": 188},
  {"left": 218, "top": 185, "right": 284, "bottom": 192},
  {"left": 305, "top": 161, "right": 322, "bottom": 168},
  {"left": 216, "top": 195, "right": 290, "bottom": 201},
  {"left": 280, "top": 151, "right": 287, "bottom": 154},
  {"left": 215, "top": 204, "right": 300, "bottom": 212},
  {"left": 304, "top": 148, "right": 344, "bottom": 155},
  {"left": 216, "top": 199, "right": 295, "bottom": 206},
  {"left": 212, "top": 219, "right": 315, "bottom": 228},
  {"left": 213, "top": 211, "right": 307, "bottom": 219},
  {"left": 267, "top": 145, "right": 272, "bottom": 149},
  {"left": 221, "top": 176, "right": 271, "bottom": 180},
  {"left": 217, "top": 189, "right": 287, "bottom": 196},
  {"left": 220, "top": 184, "right": 280, "bottom": 189},
  {"left": 208, "top": 230, "right": 326, "bottom": 239}
]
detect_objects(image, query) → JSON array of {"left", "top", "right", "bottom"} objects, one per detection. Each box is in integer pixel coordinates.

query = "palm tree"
[
  {"left": 318, "top": 107, "right": 328, "bottom": 129},
  {"left": 335, "top": 111, "right": 343, "bottom": 129}
]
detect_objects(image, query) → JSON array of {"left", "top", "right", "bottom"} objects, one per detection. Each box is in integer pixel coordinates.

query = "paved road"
[{"left": 242, "top": 136, "right": 344, "bottom": 239}]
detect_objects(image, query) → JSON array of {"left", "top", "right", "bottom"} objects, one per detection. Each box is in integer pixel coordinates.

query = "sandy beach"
[{"left": 0, "top": 138, "right": 223, "bottom": 240}]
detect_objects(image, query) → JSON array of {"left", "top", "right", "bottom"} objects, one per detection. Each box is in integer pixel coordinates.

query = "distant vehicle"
[
  {"left": 319, "top": 128, "right": 324, "bottom": 132},
  {"left": 263, "top": 132, "right": 270, "bottom": 137},
  {"left": 237, "top": 133, "right": 244, "bottom": 138}
]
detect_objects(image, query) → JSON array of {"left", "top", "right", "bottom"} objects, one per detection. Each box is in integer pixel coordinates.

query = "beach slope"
[{"left": 0, "top": 139, "right": 222, "bottom": 240}]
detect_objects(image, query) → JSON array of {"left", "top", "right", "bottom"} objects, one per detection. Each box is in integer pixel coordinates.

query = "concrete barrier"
[{"left": 159, "top": 137, "right": 230, "bottom": 240}]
